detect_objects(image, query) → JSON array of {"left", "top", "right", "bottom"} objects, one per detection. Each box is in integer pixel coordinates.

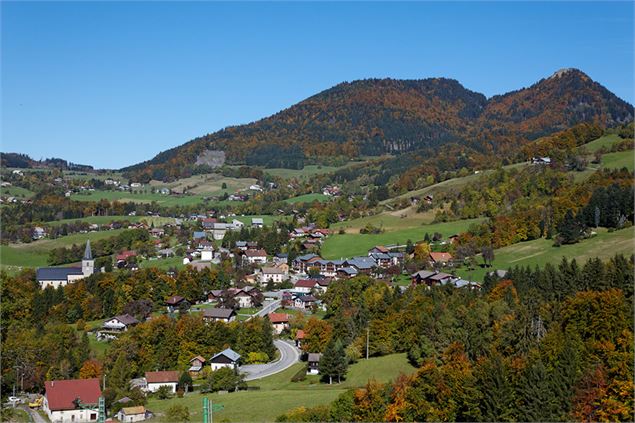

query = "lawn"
[
  {"left": 146, "top": 353, "right": 415, "bottom": 422},
  {"left": 71, "top": 190, "right": 232, "bottom": 207},
  {"left": 0, "top": 185, "right": 35, "bottom": 198},
  {"left": 455, "top": 226, "right": 635, "bottom": 282},
  {"left": 149, "top": 174, "right": 256, "bottom": 196},
  {"left": 321, "top": 218, "right": 484, "bottom": 259},
  {"left": 600, "top": 150, "right": 634, "bottom": 171},
  {"left": 44, "top": 215, "right": 175, "bottom": 227},
  {"left": 578, "top": 134, "right": 622, "bottom": 153},
  {"left": 139, "top": 256, "right": 185, "bottom": 270},
  {"left": 0, "top": 228, "right": 127, "bottom": 270},
  {"left": 332, "top": 206, "right": 439, "bottom": 234},
  {"left": 284, "top": 193, "right": 330, "bottom": 204}
]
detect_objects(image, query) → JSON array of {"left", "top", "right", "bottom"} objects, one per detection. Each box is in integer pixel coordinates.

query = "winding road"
[{"left": 241, "top": 339, "right": 300, "bottom": 381}]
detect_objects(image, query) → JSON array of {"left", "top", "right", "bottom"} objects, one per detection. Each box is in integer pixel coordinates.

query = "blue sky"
[{"left": 2, "top": 1, "right": 633, "bottom": 169}]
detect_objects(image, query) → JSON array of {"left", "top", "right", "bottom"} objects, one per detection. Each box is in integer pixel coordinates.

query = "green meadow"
[
  {"left": 455, "top": 226, "right": 635, "bottom": 281},
  {"left": 146, "top": 353, "right": 416, "bottom": 422},
  {"left": 284, "top": 193, "right": 331, "bottom": 204}
]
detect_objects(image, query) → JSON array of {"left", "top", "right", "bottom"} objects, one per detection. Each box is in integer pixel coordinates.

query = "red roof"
[
  {"left": 268, "top": 313, "right": 289, "bottom": 324},
  {"left": 372, "top": 245, "right": 389, "bottom": 253},
  {"left": 296, "top": 329, "right": 305, "bottom": 340},
  {"left": 145, "top": 370, "right": 180, "bottom": 384},
  {"left": 166, "top": 295, "right": 185, "bottom": 305},
  {"left": 430, "top": 252, "right": 453, "bottom": 263},
  {"left": 116, "top": 250, "right": 137, "bottom": 261},
  {"left": 295, "top": 279, "right": 318, "bottom": 289},
  {"left": 45, "top": 378, "right": 101, "bottom": 411},
  {"left": 245, "top": 249, "right": 267, "bottom": 257}
]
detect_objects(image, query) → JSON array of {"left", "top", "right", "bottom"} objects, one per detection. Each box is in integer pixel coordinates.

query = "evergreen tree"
[
  {"left": 108, "top": 352, "right": 130, "bottom": 391},
  {"left": 319, "top": 338, "right": 348, "bottom": 384}
]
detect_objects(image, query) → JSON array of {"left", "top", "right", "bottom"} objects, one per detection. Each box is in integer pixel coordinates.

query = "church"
[{"left": 36, "top": 240, "right": 95, "bottom": 289}]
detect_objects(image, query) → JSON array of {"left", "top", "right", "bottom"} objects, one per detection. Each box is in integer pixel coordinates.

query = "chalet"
[
  {"left": 117, "top": 406, "right": 149, "bottom": 422},
  {"left": 282, "top": 291, "right": 294, "bottom": 307},
  {"left": 307, "top": 353, "right": 322, "bottom": 375},
  {"left": 315, "top": 278, "right": 331, "bottom": 293},
  {"left": 411, "top": 270, "right": 456, "bottom": 287},
  {"left": 429, "top": 252, "right": 453, "bottom": 266},
  {"left": 410, "top": 270, "right": 436, "bottom": 285},
  {"left": 368, "top": 252, "right": 392, "bottom": 268},
  {"left": 145, "top": 371, "right": 179, "bottom": 393},
  {"left": 246, "top": 241, "right": 259, "bottom": 250},
  {"left": 268, "top": 313, "right": 290, "bottom": 334},
  {"left": 235, "top": 241, "right": 248, "bottom": 251},
  {"left": 258, "top": 267, "right": 288, "bottom": 284},
  {"left": 314, "top": 259, "right": 346, "bottom": 277},
  {"left": 116, "top": 250, "right": 137, "bottom": 267},
  {"left": 37, "top": 240, "right": 95, "bottom": 289},
  {"left": 452, "top": 279, "right": 482, "bottom": 290},
  {"left": 150, "top": 228, "right": 165, "bottom": 237},
  {"left": 207, "top": 289, "right": 224, "bottom": 302},
  {"left": 368, "top": 246, "right": 390, "bottom": 255},
  {"left": 243, "top": 249, "right": 267, "bottom": 265},
  {"left": 295, "top": 295, "right": 317, "bottom": 309},
  {"left": 202, "top": 218, "right": 217, "bottom": 230},
  {"left": 203, "top": 308, "right": 236, "bottom": 323},
  {"left": 292, "top": 253, "right": 322, "bottom": 273},
  {"left": 251, "top": 217, "right": 264, "bottom": 228},
  {"left": 188, "top": 356, "right": 207, "bottom": 376},
  {"left": 165, "top": 295, "right": 187, "bottom": 312},
  {"left": 210, "top": 348, "right": 241, "bottom": 371},
  {"left": 43, "top": 378, "right": 101, "bottom": 423},
  {"left": 210, "top": 222, "right": 233, "bottom": 240},
  {"left": 33, "top": 226, "right": 47, "bottom": 240},
  {"left": 98, "top": 314, "right": 139, "bottom": 340},
  {"left": 294, "top": 279, "right": 319, "bottom": 294},
  {"left": 345, "top": 256, "right": 377, "bottom": 274},
  {"left": 336, "top": 266, "right": 358, "bottom": 279}
]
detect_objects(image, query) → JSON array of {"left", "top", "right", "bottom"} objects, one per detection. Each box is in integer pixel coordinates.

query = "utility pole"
[{"left": 366, "top": 327, "right": 369, "bottom": 360}]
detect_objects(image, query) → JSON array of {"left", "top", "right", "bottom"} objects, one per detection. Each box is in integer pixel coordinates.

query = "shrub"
[
  {"left": 156, "top": 385, "right": 173, "bottom": 400},
  {"left": 164, "top": 405, "right": 189, "bottom": 422}
]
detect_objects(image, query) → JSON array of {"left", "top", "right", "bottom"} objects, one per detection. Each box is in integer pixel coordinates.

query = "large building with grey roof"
[{"left": 36, "top": 240, "right": 95, "bottom": 289}]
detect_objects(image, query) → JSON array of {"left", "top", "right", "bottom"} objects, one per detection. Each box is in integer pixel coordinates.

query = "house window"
[{"left": 90, "top": 413, "right": 97, "bottom": 420}]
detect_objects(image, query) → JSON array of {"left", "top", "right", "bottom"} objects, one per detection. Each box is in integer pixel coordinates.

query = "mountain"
[
  {"left": 123, "top": 69, "right": 633, "bottom": 181},
  {"left": 0, "top": 152, "right": 94, "bottom": 171}
]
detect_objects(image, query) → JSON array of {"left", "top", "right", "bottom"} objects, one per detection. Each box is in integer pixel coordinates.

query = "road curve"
[{"left": 241, "top": 339, "right": 300, "bottom": 381}]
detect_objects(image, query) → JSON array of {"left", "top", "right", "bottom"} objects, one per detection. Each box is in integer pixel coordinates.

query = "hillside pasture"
[
  {"left": 455, "top": 226, "right": 635, "bottom": 281},
  {"left": 284, "top": 193, "right": 330, "bottom": 204},
  {"left": 600, "top": 150, "right": 634, "bottom": 171},
  {"left": 146, "top": 353, "right": 415, "bottom": 422},
  {"left": 149, "top": 173, "right": 256, "bottom": 195},
  {"left": 322, "top": 218, "right": 484, "bottom": 259},
  {"left": 44, "top": 215, "right": 175, "bottom": 227},
  {"left": 71, "top": 190, "right": 231, "bottom": 207},
  {"left": 0, "top": 185, "right": 36, "bottom": 198}
]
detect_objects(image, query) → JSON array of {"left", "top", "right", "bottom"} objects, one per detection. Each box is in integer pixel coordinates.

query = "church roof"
[
  {"left": 83, "top": 240, "right": 93, "bottom": 260},
  {"left": 37, "top": 267, "right": 83, "bottom": 281}
]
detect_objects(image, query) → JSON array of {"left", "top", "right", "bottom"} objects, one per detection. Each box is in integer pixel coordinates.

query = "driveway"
[{"left": 241, "top": 339, "right": 300, "bottom": 381}]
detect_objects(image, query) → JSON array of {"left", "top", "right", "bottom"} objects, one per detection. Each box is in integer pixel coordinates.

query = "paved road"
[
  {"left": 241, "top": 339, "right": 300, "bottom": 381},
  {"left": 246, "top": 299, "right": 281, "bottom": 320},
  {"left": 21, "top": 405, "right": 46, "bottom": 423}
]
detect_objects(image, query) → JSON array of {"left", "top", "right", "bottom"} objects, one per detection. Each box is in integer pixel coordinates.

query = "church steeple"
[
  {"left": 82, "top": 240, "right": 94, "bottom": 277},
  {"left": 83, "top": 239, "right": 93, "bottom": 260}
]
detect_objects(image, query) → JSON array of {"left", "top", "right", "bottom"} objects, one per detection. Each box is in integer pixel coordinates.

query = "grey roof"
[
  {"left": 36, "top": 267, "right": 83, "bottom": 281},
  {"left": 251, "top": 218, "right": 264, "bottom": 224},
  {"left": 211, "top": 348, "right": 241, "bottom": 362},
  {"left": 236, "top": 241, "right": 247, "bottom": 247},
  {"left": 429, "top": 272, "right": 454, "bottom": 281},
  {"left": 275, "top": 253, "right": 288, "bottom": 258},
  {"left": 338, "top": 267, "right": 358, "bottom": 275},
  {"left": 193, "top": 231, "right": 206, "bottom": 239},
  {"left": 203, "top": 308, "right": 235, "bottom": 319},
  {"left": 295, "top": 253, "right": 319, "bottom": 262},
  {"left": 370, "top": 252, "right": 391, "bottom": 260},
  {"left": 346, "top": 257, "right": 376, "bottom": 270},
  {"left": 110, "top": 314, "right": 139, "bottom": 326},
  {"left": 411, "top": 270, "right": 436, "bottom": 279},
  {"left": 83, "top": 240, "right": 92, "bottom": 260},
  {"left": 297, "top": 295, "right": 317, "bottom": 302},
  {"left": 453, "top": 279, "right": 480, "bottom": 288},
  {"left": 308, "top": 353, "right": 322, "bottom": 362}
]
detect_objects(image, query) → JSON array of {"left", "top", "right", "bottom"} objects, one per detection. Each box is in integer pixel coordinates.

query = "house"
[
  {"left": 43, "top": 378, "right": 101, "bottom": 423},
  {"left": 201, "top": 218, "right": 217, "bottom": 230},
  {"left": 116, "top": 250, "right": 137, "bottom": 267},
  {"left": 368, "top": 246, "right": 390, "bottom": 255},
  {"left": 295, "top": 329, "right": 305, "bottom": 347},
  {"left": 98, "top": 314, "right": 139, "bottom": 340},
  {"left": 452, "top": 279, "right": 482, "bottom": 290},
  {"left": 201, "top": 247, "right": 214, "bottom": 262},
  {"left": 145, "top": 371, "right": 179, "bottom": 393},
  {"left": 268, "top": 313, "right": 290, "bottom": 334},
  {"left": 344, "top": 256, "right": 377, "bottom": 274},
  {"left": 282, "top": 291, "right": 294, "bottom": 307},
  {"left": 336, "top": 266, "right": 358, "bottom": 279},
  {"left": 235, "top": 241, "right": 248, "bottom": 251},
  {"left": 410, "top": 270, "right": 436, "bottom": 285},
  {"left": 273, "top": 253, "right": 288, "bottom": 265},
  {"left": 429, "top": 252, "right": 453, "bottom": 266},
  {"left": 251, "top": 217, "right": 264, "bottom": 228},
  {"left": 242, "top": 249, "right": 267, "bottom": 265},
  {"left": 188, "top": 356, "right": 207, "bottom": 376},
  {"left": 314, "top": 259, "right": 346, "bottom": 277},
  {"left": 37, "top": 240, "right": 95, "bottom": 289},
  {"left": 203, "top": 308, "right": 236, "bottom": 323},
  {"left": 411, "top": 270, "right": 455, "bottom": 287},
  {"left": 294, "top": 295, "right": 317, "bottom": 309},
  {"left": 258, "top": 267, "right": 288, "bottom": 284},
  {"left": 165, "top": 295, "right": 187, "bottom": 312},
  {"left": 294, "top": 279, "right": 319, "bottom": 294},
  {"left": 232, "top": 287, "right": 261, "bottom": 308},
  {"left": 292, "top": 253, "right": 322, "bottom": 273},
  {"left": 193, "top": 231, "right": 207, "bottom": 240},
  {"left": 33, "top": 226, "right": 47, "bottom": 240},
  {"left": 232, "top": 219, "right": 245, "bottom": 229},
  {"left": 150, "top": 228, "right": 165, "bottom": 237},
  {"left": 117, "top": 406, "right": 149, "bottom": 423},
  {"left": 210, "top": 348, "right": 241, "bottom": 371},
  {"left": 249, "top": 184, "right": 263, "bottom": 192},
  {"left": 531, "top": 156, "right": 552, "bottom": 165},
  {"left": 307, "top": 353, "right": 322, "bottom": 375}
]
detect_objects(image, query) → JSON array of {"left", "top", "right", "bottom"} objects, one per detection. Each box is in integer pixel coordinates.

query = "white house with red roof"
[
  {"left": 242, "top": 249, "right": 267, "bottom": 264},
  {"left": 145, "top": 370, "right": 179, "bottom": 393},
  {"left": 43, "top": 378, "right": 102, "bottom": 422}
]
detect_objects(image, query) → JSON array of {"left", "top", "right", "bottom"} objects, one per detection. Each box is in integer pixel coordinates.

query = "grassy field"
[
  {"left": 578, "top": 134, "right": 622, "bottom": 153},
  {"left": 600, "top": 150, "right": 634, "bottom": 171},
  {"left": 332, "top": 206, "right": 439, "bottom": 234},
  {"left": 146, "top": 353, "right": 415, "bottom": 422},
  {"left": 149, "top": 174, "right": 256, "bottom": 195},
  {"left": 44, "top": 215, "right": 175, "bottom": 227},
  {"left": 231, "top": 215, "right": 290, "bottom": 226},
  {"left": 139, "top": 256, "right": 185, "bottom": 270},
  {"left": 0, "top": 229, "right": 127, "bottom": 270},
  {"left": 0, "top": 185, "right": 36, "bottom": 198},
  {"left": 322, "top": 218, "right": 484, "bottom": 259},
  {"left": 284, "top": 193, "right": 330, "bottom": 204},
  {"left": 71, "top": 190, "right": 224, "bottom": 206},
  {"left": 455, "top": 226, "right": 635, "bottom": 281}
]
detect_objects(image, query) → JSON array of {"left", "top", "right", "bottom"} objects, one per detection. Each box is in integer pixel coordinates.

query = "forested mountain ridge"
[{"left": 123, "top": 69, "right": 633, "bottom": 181}]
